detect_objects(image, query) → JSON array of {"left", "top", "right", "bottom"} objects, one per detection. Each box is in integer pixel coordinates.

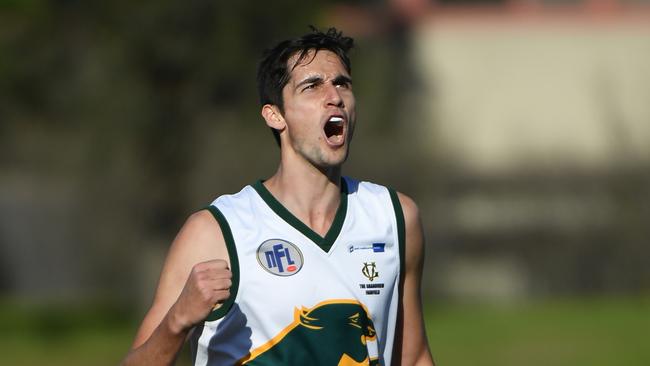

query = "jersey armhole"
[
  {"left": 387, "top": 188, "right": 406, "bottom": 281},
  {"left": 204, "top": 205, "right": 240, "bottom": 321}
]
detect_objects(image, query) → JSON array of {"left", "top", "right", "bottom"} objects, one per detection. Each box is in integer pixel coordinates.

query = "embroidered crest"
[{"left": 361, "top": 262, "right": 379, "bottom": 282}]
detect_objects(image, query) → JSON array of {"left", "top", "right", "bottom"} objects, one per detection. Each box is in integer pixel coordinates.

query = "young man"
[{"left": 122, "top": 28, "right": 434, "bottom": 366}]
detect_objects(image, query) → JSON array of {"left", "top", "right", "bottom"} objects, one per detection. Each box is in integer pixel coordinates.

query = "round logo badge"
[{"left": 256, "top": 239, "right": 304, "bottom": 276}]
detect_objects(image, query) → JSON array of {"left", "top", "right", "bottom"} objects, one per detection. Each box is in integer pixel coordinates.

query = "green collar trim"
[{"left": 252, "top": 179, "right": 348, "bottom": 253}]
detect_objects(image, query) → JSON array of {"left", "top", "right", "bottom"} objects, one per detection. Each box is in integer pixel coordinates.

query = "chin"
[
  {"left": 295, "top": 142, "right": 350, "bottom": 169},
  {"left": 322, "top": 151, "right": 350, "bottom": 168}
]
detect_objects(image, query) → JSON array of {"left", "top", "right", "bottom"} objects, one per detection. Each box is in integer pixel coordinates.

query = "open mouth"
[{"left": 324, "top": 116, "right": 345, "bottom": 145}]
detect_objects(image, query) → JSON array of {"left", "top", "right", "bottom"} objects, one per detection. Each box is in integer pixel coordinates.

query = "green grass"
[
  {"left": 0, "top": 299, "right": 137, "bottom": 366},
  {"left": 425, "top": 297, "right": 650, "bottom": 366},
  {"left": 0, "top": 296, "right": 648, "bottom": 365}
]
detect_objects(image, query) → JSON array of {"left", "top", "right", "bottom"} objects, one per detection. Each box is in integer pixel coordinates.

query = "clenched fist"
[{"left": 169, "top": 259, "right": 232, "bottom": 333}]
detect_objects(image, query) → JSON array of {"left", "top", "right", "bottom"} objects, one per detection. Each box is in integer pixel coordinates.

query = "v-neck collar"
[{"left": 252, "top": 178, "right": 348, "bottom": 253}]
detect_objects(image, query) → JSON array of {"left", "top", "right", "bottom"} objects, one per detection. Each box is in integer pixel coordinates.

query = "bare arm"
[
  {"left": 395, "top": 192, "right": 435, "bottom": 366},
  {"left": 121, "top": 210, "right": 232, "bottom": 366}
]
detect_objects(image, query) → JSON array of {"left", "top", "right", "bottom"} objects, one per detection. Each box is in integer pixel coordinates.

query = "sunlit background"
[{"left": 1, "top": 0, "right": 649, "bottom": 365}]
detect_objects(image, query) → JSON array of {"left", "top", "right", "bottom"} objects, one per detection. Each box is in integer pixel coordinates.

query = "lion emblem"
[{"left": 238, "top": 300, "right": 379, "bottom": 365}]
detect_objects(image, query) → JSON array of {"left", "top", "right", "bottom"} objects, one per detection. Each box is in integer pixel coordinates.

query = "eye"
[
  {"left": 333, "top": 76, "right": 352, "bottom": 89},
  {"left": 335, "top": 81, "right": 351, "bottom": 90},
  {"left": 301, "top": 83, "right": 320, "bottom": 93}
]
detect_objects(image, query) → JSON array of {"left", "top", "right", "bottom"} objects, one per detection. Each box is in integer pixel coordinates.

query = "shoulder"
[
  {"left": 393, "top": 191, "right": 425, "bottom": 269},
  {"left": 344, "top": 176, "right": 393, "bottom": 198},
  {"left": 179, "top": 210, "right": 223, "bottom": 243},
  {"left": 345, "top": 177, "right": 421, "bottom": 223},
  {"left": 395, "top": 191, "right": 421, "bottom": 228},
  {"left": 167, "top": 209, "right": 228, "bottom": 268},
  {"left": 208, "top": 184, "right": 261, "bottom": 220}
]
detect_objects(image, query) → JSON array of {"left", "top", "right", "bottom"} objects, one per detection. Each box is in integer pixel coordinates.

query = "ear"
[{"left": 261, "top": 104, "right": 286, "bottom": 131}]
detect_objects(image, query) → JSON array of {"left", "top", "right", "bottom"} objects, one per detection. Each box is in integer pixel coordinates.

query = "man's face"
[{"left": 279, "top": 49, "right": 356, "bottom": 169}]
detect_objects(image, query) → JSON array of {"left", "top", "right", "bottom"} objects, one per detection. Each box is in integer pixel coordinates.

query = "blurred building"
[{"left": 333, "top": 0, "right": 650, "bottom": 302}]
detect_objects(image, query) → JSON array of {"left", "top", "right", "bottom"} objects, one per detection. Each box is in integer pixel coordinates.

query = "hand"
[{"left": 169, "top": 259, "right": 232, "bottom": 333}]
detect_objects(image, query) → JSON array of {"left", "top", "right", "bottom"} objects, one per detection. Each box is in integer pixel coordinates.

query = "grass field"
[
  {"left": 425, "top": 297, "right": 650, "bottom": 366},
  {"left": 1, "top": 296, "right": 648, "bottom": 365}
]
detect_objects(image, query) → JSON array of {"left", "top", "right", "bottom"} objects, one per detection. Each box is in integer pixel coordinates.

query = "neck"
[{"left": 263, "top": 161, "right": 343, "bottom": 237}]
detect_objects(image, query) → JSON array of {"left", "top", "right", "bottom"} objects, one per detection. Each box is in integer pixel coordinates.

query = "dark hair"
[{"left": 256, "top": 27, "right": 354, "bottom": 146}]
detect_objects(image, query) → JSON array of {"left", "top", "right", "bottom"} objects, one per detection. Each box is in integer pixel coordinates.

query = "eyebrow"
[
  {"left": 295, "top": 74, "right": 353, "bottom": 89},
  {"left": 333, "top": 75, "right": 352, "bottom": 85},
  {"left": 296, "top": 76, "right": 323, "bottom": 89}
]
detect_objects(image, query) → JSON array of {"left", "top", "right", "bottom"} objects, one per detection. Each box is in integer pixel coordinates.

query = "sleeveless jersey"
[{"left": 190, "top": 177, "right": 405, "bottom": 366}]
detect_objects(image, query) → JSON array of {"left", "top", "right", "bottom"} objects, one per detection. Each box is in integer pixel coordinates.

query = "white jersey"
[{"left": 190, "top": 177, "right": 405, "bottom": 366}]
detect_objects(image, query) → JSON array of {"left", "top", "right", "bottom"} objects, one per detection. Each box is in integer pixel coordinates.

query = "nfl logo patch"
[{"left": 257, "top": 239, "right": 304, "bottom": 276}]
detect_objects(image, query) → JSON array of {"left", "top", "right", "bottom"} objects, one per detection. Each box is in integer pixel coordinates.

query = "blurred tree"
[{"left": 0, "top": 0, "right": 333, "bottom": 301}]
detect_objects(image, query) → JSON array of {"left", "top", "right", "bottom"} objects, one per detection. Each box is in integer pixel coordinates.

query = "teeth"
[{"left": 328, "top": 116, "right": 344, "bottom": 124}]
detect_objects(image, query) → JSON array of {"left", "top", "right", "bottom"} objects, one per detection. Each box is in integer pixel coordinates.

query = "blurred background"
[{"left": 1, "top": 0, "right": 649, "bottom": 365}]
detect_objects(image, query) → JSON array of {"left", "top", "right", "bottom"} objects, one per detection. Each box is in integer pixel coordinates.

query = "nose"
[{"left": 324, "top": 83, "right": 344, "bottom": 108}]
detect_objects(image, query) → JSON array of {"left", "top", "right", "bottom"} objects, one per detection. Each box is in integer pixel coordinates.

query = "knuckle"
[
  {"left": 192, "top": 263, "right": 205, "bottom": 274},
  {"left": 193, "top": 271, "right": 207, "bottom": 282},
  {"left": 215, "top": 270, "right": 231, "bottom": 279}
]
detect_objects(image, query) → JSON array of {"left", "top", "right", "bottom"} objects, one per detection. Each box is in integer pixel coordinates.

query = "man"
[{"left": 122, "top": 27, "right": 434, "bottom": 366}]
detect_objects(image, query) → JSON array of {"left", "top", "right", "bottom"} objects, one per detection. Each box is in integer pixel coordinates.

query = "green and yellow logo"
[
  {"left": 238, "top": 299, "right": 379, "bottom": 366},
  {"left": 362, "top": 262, "right": 379, "bottom": 282}
]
